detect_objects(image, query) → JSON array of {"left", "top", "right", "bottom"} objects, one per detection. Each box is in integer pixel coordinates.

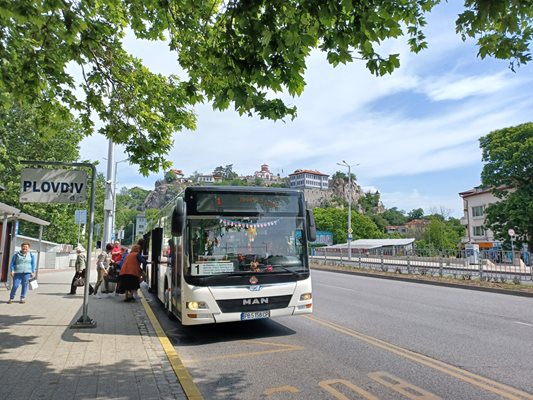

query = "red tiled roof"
[{"left": 288, "top": 169, "right": 329, "bottom": 177}]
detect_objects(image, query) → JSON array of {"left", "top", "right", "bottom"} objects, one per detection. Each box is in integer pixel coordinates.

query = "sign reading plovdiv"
[{"left": 20, "top": 168, "right": 87, "bottom": 203}]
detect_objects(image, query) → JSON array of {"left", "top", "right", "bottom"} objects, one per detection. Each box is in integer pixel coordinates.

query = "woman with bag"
[
  {"left": 118, "top": 244, "right": 146, "bottom": 302},
  {"left": 7, "top": 242, "right": 35, "bottom": 304},
  {"left": 68, "top": 247, "right": 94, "bottom": 295}
]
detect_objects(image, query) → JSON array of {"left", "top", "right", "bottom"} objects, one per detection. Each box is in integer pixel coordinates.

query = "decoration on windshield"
[{"left": 218, "top": 218, "right": 279, "bottom": 229}]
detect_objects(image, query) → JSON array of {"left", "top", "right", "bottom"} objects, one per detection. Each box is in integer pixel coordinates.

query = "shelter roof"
[
  {"left": 0, "top": 202, "right": 50, "bottom": 226},
  {"left": 329, "top": 238, "right": 415, "bottom": 249}
]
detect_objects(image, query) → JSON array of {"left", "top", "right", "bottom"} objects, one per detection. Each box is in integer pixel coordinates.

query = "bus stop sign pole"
[{"left": 21, "top": 160, "right": 97, "bottom": 328}]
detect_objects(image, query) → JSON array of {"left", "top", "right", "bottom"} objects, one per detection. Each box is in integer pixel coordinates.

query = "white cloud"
[
  {"left": 421, "top": 72, "right": 514, "bottom": 101},
  {"left": 79, "top": 3, "right": 533, "bottom": 219}
]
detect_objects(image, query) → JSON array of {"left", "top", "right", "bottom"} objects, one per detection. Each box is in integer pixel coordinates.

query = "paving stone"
[{"left": 0, "top": 269, "right": 188, "bottom": 400}]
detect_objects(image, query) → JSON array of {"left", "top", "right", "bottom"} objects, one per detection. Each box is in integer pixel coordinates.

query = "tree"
[
  {"left": 0, "top": 102, "right": 95, "bottom": 245},
  {"left": 359, "top": 191, "right": 380, "bottom": 214},
  {"left": 416, "top": 216, "right": 463, "bottom": 254},
  {"left": 382, "top": 207, "right": 407, "bottom": 226},
  {"left": 313, "top": 207, "right": 383, "bottom": 244},
  {"left": 331, "top": 171, "right": 356, "bottom": 183},
  {"left": 164, "top": 170, "right": 178, "bottom": 182},
  {"left": 480, "top": 122, "right": 533, "bottom": 252},
  {"left": 2, "top": 1, "right": 531, "bottom": 174},
  {"left": 407, "top": 208, "right": 424, "bottom": 221}
]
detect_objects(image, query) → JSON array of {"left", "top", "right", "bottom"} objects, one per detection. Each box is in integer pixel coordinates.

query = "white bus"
[{"left": 144, "top": 186, "right": 316, "bottom": 325}]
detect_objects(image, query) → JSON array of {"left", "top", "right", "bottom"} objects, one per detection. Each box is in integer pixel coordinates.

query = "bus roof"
[{"left": 185, "top": 186, "right": 303, "bottom": 195}]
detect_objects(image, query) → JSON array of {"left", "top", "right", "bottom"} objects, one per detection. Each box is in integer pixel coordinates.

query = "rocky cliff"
[{"left": 142, "top": 178, "right": 384, "bottom": 214}]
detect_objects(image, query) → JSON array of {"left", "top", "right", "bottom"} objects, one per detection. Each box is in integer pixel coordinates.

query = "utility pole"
[
  {"left": 112, "top": 159, "right": 129, "bottom": 240},
  {"left": 102, "top": 140, "right": 114, "bottom": 245},
  {"left": 337, "top": 160, "right": 359, "bottom": 261}
]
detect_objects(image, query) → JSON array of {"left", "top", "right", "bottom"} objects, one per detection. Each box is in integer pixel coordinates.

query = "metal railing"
[{"left": 311, "top": 248, "right": 532, "bottom": 283}]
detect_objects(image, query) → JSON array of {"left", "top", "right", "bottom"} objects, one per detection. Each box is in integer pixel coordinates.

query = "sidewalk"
[{"left": 0, "top": 269, "right": 187, "bottom": 400}]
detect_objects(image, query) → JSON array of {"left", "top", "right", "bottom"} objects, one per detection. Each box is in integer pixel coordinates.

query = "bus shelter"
[{"left": 0, "top": 201, "right": 50, "bottom": 282}]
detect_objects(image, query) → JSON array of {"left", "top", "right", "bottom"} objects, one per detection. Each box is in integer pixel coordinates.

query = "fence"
[{"left": 311, "top": 248, "right": 532, "bottom": 283}]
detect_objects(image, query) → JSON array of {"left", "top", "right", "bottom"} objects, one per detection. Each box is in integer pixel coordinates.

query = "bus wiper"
[{"left": 269, "top": 265, "right": 302, "bottom": 277}]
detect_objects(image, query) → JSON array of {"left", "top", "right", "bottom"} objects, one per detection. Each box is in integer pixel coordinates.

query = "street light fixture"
[{"left": 337, "top": 160, "right": 359, "bottom": 260}]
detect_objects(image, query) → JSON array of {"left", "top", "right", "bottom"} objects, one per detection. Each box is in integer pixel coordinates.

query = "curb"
[
  {"left": 311, "top": 265, "right": 533, "bottom": 298},
  {"left": 139, "top": 290, "right": 204, "bottom": 400}
]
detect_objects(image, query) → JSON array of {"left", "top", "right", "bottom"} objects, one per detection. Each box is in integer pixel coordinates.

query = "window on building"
[
  {"left": 473, "top": 226, "right": 485, "bottom": 236},
  {"left": 472, "top": 205, "right": 484, "bottom": 217}
]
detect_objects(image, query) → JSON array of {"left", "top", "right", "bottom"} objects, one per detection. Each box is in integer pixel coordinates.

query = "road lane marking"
[
  {"left": 368, "top": 371, "right": 440, "bottom": 399},
  {"left": 319, "top": 379, "right": 379, "bottom": 400},
  {"left": 305, "top": 315, "right": 533, "bottom": 400},
  {"left": 515, "top": 321, "right": 533, "bottom": 327},
  {"left": 182, "top": 340, "right": 304, "bottom": 363},
  {"left": 140, "top": 291, "right": 204, "bottom": 400},
  {"left": 264, "top": 385, "right": 300, "bottom": 398}
]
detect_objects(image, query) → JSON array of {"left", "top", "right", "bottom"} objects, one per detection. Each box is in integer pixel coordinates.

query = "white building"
[
  {"left": 289, "top": 169, "right": 329, "bottom": 190},
  {"left": 136, "top": 213, "right": 147, "bottom": 237},
  {"left": 459, "top": 186, "right": 501, "bottom": 249},
  {"left": 254, "top": 164, "right": 273, "bottom": 180}
]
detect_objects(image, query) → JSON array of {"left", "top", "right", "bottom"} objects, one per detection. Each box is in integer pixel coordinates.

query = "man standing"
[{"left": 8, "top": 242, "right": 35, "bottom": 304}]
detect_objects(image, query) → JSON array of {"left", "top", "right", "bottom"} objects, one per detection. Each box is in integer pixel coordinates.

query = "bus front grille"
[{"left": 216, "top": 295, "right": 292, "bottom": 312}]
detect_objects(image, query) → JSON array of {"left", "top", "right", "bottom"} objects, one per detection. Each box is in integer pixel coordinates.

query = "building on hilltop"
[
  {"left": 254, "top": 164, "right": 273, "bottom": 181},
  {"left": 289, "top": 169, "right": 329, "bottom": 190}
]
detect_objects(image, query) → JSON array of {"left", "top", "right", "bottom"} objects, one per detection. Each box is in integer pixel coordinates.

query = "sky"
[{"left": 79, "top": 3, "right": 533, "bottom": 218}]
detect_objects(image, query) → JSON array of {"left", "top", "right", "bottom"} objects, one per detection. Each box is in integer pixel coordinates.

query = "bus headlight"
[
  {"left": 300, "top": 293, "right": 312, "bottom": 301},
  {"left": 187, "top": 301, "right": 208, "bottom": 310}
]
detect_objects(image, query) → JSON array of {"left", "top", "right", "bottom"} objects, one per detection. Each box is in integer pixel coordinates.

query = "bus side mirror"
[
  {"left": 306, "top": 209, "right": 316, "bottom": 242},
  {"left": 171, "top": 198, "right": 185, "bottom": 236}
]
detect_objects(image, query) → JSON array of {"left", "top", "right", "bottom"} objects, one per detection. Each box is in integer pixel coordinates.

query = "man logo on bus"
[{"left": 243, "top": 298, "right": 269, "bottom": 305}]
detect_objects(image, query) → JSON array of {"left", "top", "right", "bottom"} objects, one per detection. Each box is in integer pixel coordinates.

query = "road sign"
[
  {"left": 20, "top": 168, "right": 87, "bottom": 203},
  {"left": 75, "top": 210, "right": 87, "bottom": 225},
  {"left": 348, "top": 228, "right": 353, "bottom": 234},
  {"left": 508, "top": 228, "right": 515, "bottom": 236}
]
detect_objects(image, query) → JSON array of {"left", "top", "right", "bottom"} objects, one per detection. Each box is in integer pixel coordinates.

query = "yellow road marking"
[
  {"left": 140, "top": 291, "right": 204, "bottom": 400},
  {"left": 319, "top": 379, "right": 379, "bottom": 400},
  {"left": 368, "top": 371, "right": 440, "bottom": 399},
  {"left": 305, "top": 316, "right": 533, "bottom": 400},
  {"left": 264, "top": 385, "right": 300, "bottom": 398},
  {"left": 182, "top": 339, "right": 304, "bottom": 363}
]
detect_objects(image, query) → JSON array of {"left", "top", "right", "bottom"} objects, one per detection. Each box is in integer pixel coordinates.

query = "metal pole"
[
  {"left": 103, "top": 139, "right": 114, "bottom": 245},
  {"left": 337, "top": 161, "right": 359, "bottom": 261},
  {"left": 112, "top": 159, "right": 128, "bottom": 239},
  {"left": 35, "top": 226, "right": 43, "bottom": 279},
  {"left": 347, "top": 164, "right": 352, "bottom": 261},
  {"left": 21, "top": 160, "right": 97, "bottom": 328}
]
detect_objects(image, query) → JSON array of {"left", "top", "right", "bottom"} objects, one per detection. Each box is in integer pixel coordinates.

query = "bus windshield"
[{"left": 187, "top": 215, "right": 307, "bottom": 277}]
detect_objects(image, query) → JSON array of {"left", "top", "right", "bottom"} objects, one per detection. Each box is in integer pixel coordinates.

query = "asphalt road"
[{"left": 147, "top": 269, "right": 533, "bottom": 400}]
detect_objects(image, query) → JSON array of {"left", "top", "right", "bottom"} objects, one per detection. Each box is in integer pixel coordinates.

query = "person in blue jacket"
[{"left": 8, "top": 242, "right": 36, "bottom": 304}]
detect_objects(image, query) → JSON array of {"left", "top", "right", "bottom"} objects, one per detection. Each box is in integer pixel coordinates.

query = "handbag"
[
  {"left": 29, "top": 279, "right": 39, "bottom": 290},
  {"left": 73, "top": 277, "right": 85, "bottom": 287}
]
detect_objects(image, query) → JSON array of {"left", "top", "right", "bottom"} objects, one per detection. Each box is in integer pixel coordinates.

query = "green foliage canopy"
[
  {"left": 0, "top": 102, "right": 102, "bottom": 244},
  {"left": 2, "top": 1, "right": 531, "bottom": 174},
  {"left": 480, "top": 122, "right": 533, "bottom": 251},
  {"left": 313, "top": 207, "right": 383, "bottom": 244},
  {"left": 381, "top": 207, "right": 407, "bottom": 226},
  {"left": 416, "top": 216, "right": 463, "bottom": 253}
]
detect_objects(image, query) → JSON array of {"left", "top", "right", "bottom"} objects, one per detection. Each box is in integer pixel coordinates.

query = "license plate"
[{"left": 241, "top": 310, "right": 270, "bottom": 320}]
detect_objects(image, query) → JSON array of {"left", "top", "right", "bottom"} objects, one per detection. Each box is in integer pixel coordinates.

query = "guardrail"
[{"left": 310, "top": 252, "right": 533, "bottom": 284}]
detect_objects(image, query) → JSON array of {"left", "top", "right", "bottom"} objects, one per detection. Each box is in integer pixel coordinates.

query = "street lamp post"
[
  {"left": 112, "top": 159, "right": 129, "bottom": 241},
  {"left": 337, "top": 160, "right": 359, "bottom": 261}
]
